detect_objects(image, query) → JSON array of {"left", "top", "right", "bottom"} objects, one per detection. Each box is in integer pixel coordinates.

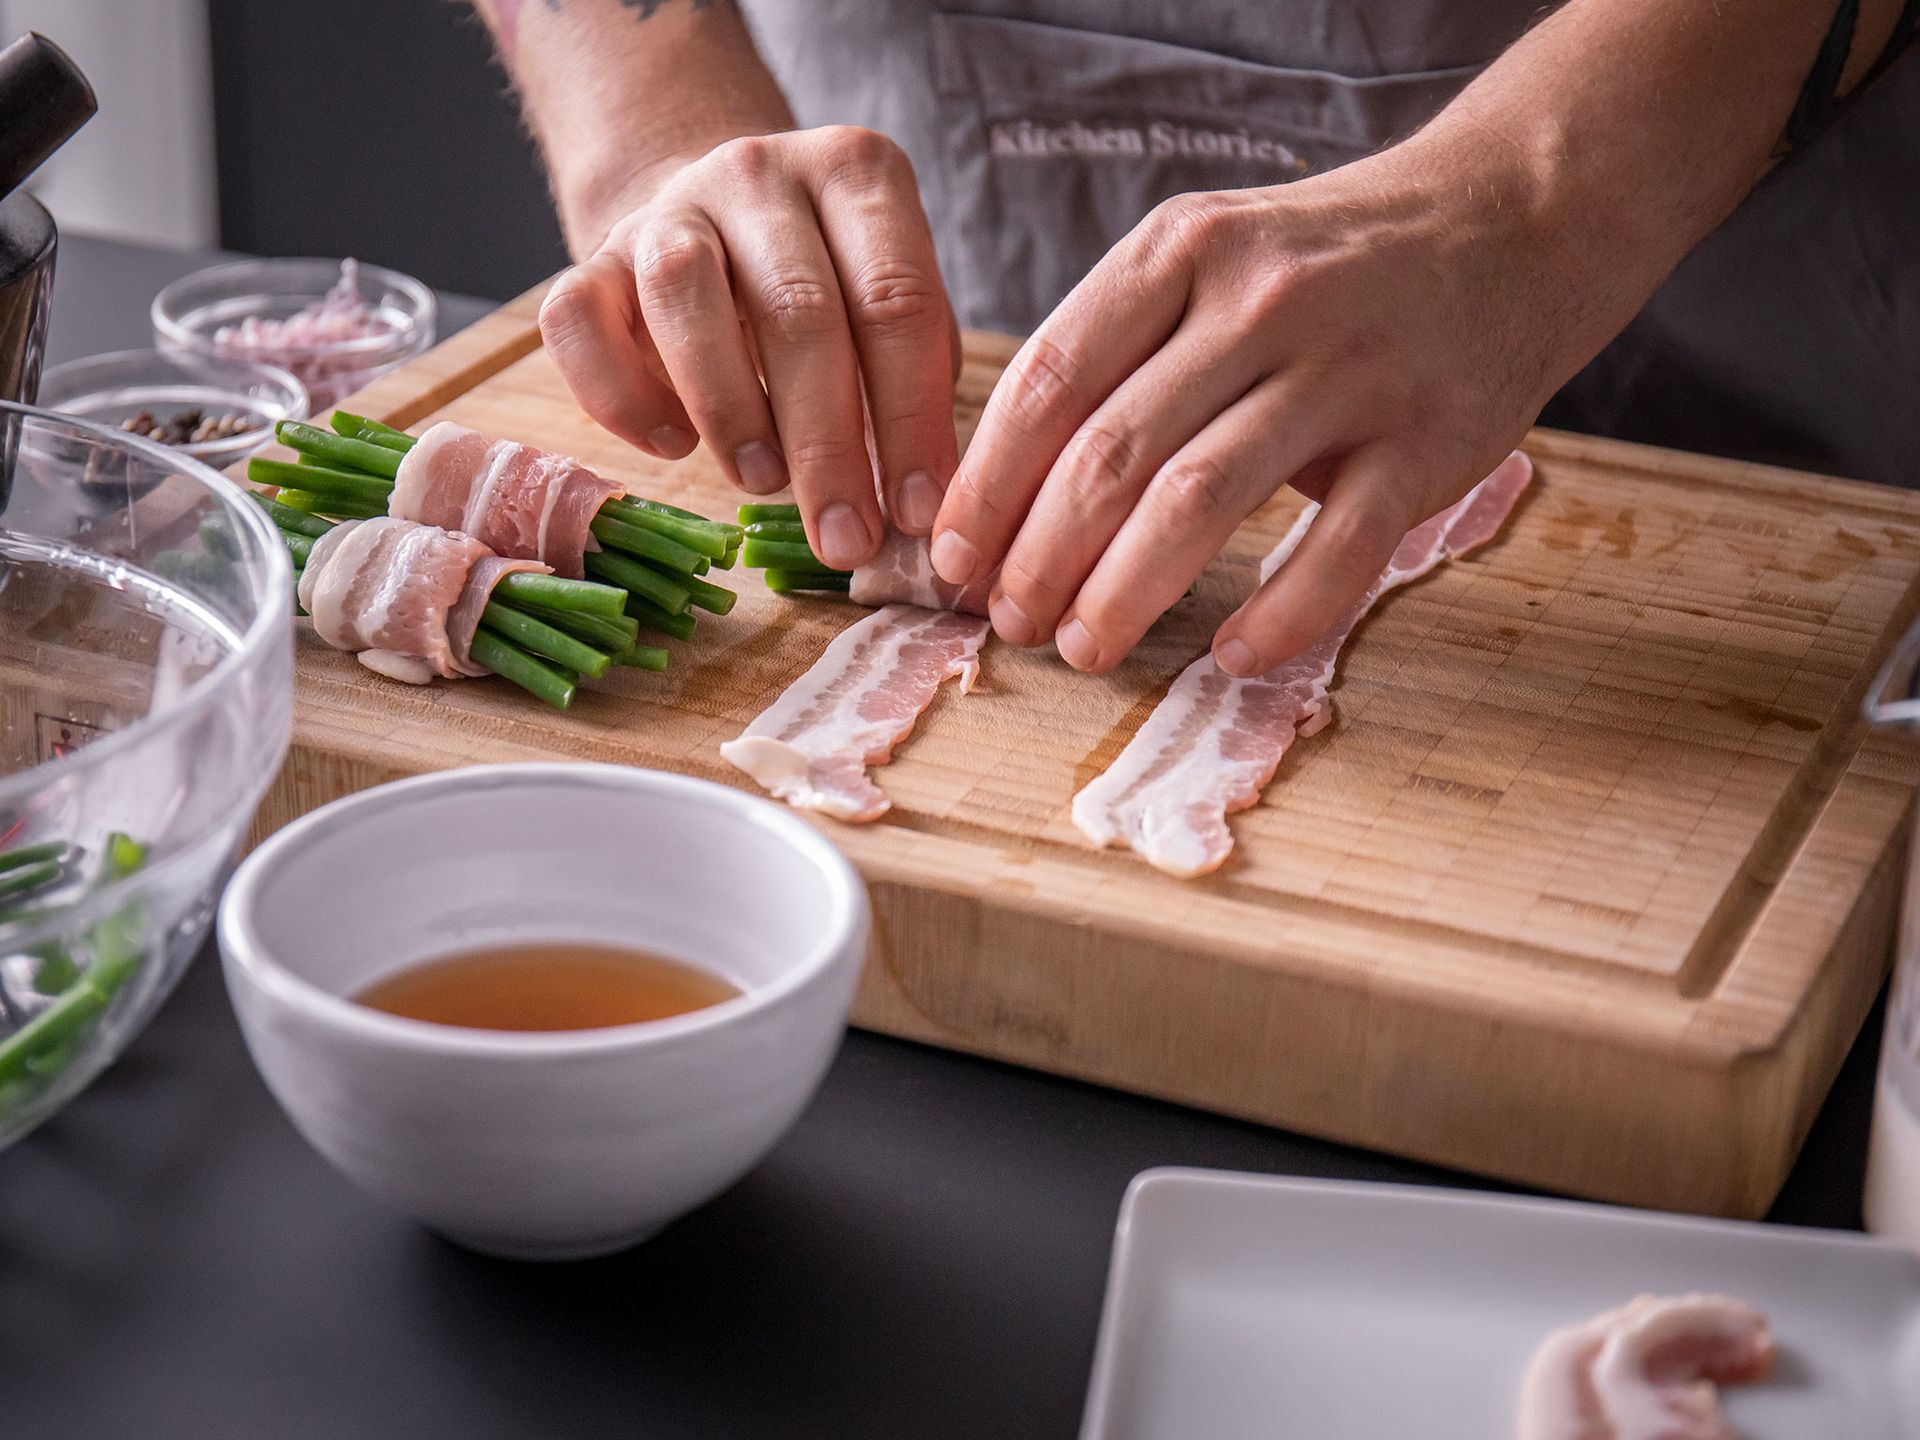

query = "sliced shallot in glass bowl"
[{"left": 152, "top": 256, "right": 435, "bottom": 411}]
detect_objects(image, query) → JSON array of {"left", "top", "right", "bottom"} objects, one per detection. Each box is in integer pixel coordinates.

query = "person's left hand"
[{"left": 925, "top": 144, "right": 1622, "bottom": 676}]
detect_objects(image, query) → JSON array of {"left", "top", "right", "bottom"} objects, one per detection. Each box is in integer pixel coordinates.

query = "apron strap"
[
  {"left": 1784, "top": 0, "right": 1920, "bottom": 149},
  {"left": 1869, "top": 0, "right": 1920, "bottom": 82},
  {"left": 1785, "top": 0, "right": 1860, "bottom": 148}
]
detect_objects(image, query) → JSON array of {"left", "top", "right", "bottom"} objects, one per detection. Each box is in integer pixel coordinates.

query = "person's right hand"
[{"left": 538, "top": 126, "right": 961, "bottom": 571}]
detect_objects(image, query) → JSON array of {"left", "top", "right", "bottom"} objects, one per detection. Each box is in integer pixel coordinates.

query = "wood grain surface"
[{"left": 248, "top": 284, "right": 1920, "bottom": 1217}]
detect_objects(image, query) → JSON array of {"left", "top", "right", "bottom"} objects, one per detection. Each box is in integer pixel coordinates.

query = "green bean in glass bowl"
[{"left": 0, "top": 399, "right": 292, "bottom": 1148}]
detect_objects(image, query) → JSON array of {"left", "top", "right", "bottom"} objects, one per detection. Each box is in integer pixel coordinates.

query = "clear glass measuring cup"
[{"left": 1861, "top": 627, "right": 1920, "bottom": 1248}]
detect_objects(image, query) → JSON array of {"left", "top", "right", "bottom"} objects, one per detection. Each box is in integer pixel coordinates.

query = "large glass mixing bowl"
[{"left": 0, "top": 399, "right": 291, "bottom": 1149}]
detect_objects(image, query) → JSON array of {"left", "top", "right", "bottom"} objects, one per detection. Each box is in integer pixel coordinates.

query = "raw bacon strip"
[
  {"left": 297, "top": 518, "right": 488, "bottom": 679},
  {"left": 296, "top": 516, "right": 547, "bottom": 683},
  {"left": 1591, "top": 1294, "right": 1774, "bottom": 1440},
  {"left": 445, "top": 554, "right": 555, "bottom": 674},
  {"left": 1072, "top": 452, "right": 1532, "bottom": 877},
  {"left": 390, "top": 420, "right": 623, "bottom": 579},
  {"left": 850, "top": 529, "right": 993, "bottom": 615},
  {"left": 1517, "top": 1293, "right": 1774, "bottom": 1440},
  {"left": 721, "top": 604, "right": 990, "bottom": 821},
  {"left": 1516, "top": 1300, "right": 1626, "bottom": 1440},
  {"left": 389, "top": 420, "right": 487, "bottom": 527}
]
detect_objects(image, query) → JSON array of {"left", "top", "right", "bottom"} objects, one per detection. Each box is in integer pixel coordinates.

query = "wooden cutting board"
[{"left": 251, "top": 285, "right": 1920, "bottom": 1218}]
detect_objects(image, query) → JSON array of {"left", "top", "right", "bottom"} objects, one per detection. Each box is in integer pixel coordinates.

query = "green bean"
[
  {"left": 740, "top": 538, "right": 823, "bottom": 572},
  {"left": 600, "top": 497, "right": 733, "bottom": 559},
  {"left": 330, "top": 410, "right": 417, "bottom": 452},
  {"left": 615, "top": 644, "right": 671, "bottom": 672},
  {"left": 494, "top": 572, "right": 628, "bottom": 618},
  {"left": 0, "top": 842, "right": 67, "bottom": 875},
  {"left": 0, "top": 860, "right": 61, "bottom": 903},
  {"left": 736, "top": 503, "right": 801, "bottom": 525},
  {"left": 278, "top": 529, "right": 315, "bottom": 567},
  {"left": 276, "top": 421, "right": 405, "bottom": 479},
  {"left": 248, "top": 489, "right": 334, "bottom": 537},
  {"left": 626, "top": 595, "right": 698, "bottom": 642},
  {"left": 585, "top": 550, "right": 693, "bottom": 615},
  {"left": 274, "top": 489, "right": 387, "bottom": 521},
  {"left": 764, "top": 568, "right": 853, "bottom": 595},
  {"left": 743, "top": 519, "right": 810, "bottom": 547},
  {"left": 248, "top": 458, "right": 395, "bottom": 506},
  {"left": 589, "top": 514, "right": 707, "bottom": 575},
  {"left": 468, "top": 630, "right": 576, "bottom": 710},
  {"left": 680, "top": 570, "right": 738, "bottom": 615},
  {"left": 522, "top": 605, "right": 641, "bottom": 652},
  {"left": 480, "top": 602, "right": 611, "bottom": 680}
]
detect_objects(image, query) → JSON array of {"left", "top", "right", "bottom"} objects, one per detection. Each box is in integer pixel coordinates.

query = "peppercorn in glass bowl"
[
  {"left": 38, "top": 347, "right": 308, "bottom": 472},
  {"left": 151, "top": 256, "right": 435, "bottom": 412},
  {"left": 0, "top": 399, "right": 292, "bottom": 1150}
]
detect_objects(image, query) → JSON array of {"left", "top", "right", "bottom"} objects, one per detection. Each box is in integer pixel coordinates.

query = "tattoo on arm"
[
  {"left": 543, "top": 0, "right": 720, "bottom": 15},
  {"left": 479, "top": 0, "right": 720, "bottom": 70}
]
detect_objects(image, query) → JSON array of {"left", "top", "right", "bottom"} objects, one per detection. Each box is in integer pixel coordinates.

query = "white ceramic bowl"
[{"left": 218, "top": 763, "right": 867, "bottom": 1260}]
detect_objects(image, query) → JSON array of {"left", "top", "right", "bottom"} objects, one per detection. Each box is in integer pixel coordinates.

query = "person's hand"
[
  {"left": 928, "top": 144, "right": 1620, "bottom": 676},
  {"left": 539, "top": 126, "right": 961, "bottom": 571}
]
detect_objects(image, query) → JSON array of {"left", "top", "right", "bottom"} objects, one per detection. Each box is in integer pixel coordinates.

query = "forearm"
[
  {"left": 469, "top": 0, "right": 795, "bottom": 255},
  {"left": 1389, "top": 0, "right": 1905, "bottom": 380}
]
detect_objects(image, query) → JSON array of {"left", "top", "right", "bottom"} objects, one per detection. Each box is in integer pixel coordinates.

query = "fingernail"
[
  {"left": 989, "top": 593, "right": 1035, "bottom": 646},
  {"left": 1215, "top": 637, "right": 1260, "bottom": 677},
  {"left": 1055, "top": 618, "right": 1100, "bottom": 671},
  {"left": 896, "top": 470, "right": 941, "bottom": 532},
  {"left": 649, "top": 424, "right": 695, "bottom": 458},
  {"left": 930, "top": 530, "right": 979, "bottom": 585},
  {"left": 735, "top": 441, "right": 788, "bottom": 496},
  {"left": 817, "top": 503, "right": 873, "bottom": 570}
]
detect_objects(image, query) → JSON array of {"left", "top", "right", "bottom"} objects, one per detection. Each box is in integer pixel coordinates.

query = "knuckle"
[
  {"left": 1243, "top": 263, "right": 1301, "bottom": 318},
  {"left": 848, "top": 261, "right": 942, "bottom": 334},
  {"left": 783, "top": 434, "right": 867, "bottom": 476},
  {"left": 1154, "top": 452, "right": 1237, "bottom": 519},
  {"left": 710, "top": 132, "right": 782, "bottom": 181},
  {"left": 819, "top": 125, "right": 909, "bottom": 178},
  {"left": 999, "top": 548, "right": 1069, "bottom": 606},
  {"left": 1059, "top": 424, "right": 1144, "bottom": 504},
  {"left": 536, "top": 273, "right": 595, "bottom": 343},
  {"left": 634, "top": 229, "right": 718, "bottom": 299},
  {"left": 1146, "top": 192, "right": 1232, "bottom": 255},
  {"left": 1313, "top": 503, "right": 1377, "bottom": 556},
  {"left": 947, "top": 469, "right": 1018, "bottom": 530},
  {"left": 1314, "top": 494, "right": 1411, "bottom": 580},
  {"left": 998, "top": 336, "right": 1081, "bottom": 430},
  {"left": 757, "top": 273, "right": 843, "bottom": 340}
]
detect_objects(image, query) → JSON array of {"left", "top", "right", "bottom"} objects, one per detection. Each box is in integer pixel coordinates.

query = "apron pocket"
[{"left": 931, "top": 12, "right": 1484, "bottom": 333}]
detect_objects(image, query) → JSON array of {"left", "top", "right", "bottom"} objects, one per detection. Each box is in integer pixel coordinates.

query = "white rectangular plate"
[{"left": 1079, "top": 1169, "right": 1920, "bottom": 1439}]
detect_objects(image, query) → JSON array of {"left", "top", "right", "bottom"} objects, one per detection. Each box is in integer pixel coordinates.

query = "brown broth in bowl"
[{"left": 353, "top": 942, "right": 740, "bottom": 1032}]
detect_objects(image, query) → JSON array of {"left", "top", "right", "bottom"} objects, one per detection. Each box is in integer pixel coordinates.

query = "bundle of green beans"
[
  {"left": 736, "top": 502, "right": 1200, "bottom": 606},
  {"left": 249, "top": 412, "right": 744, "bottom": 637},
  {"left": 734, "top": 502, "right": 853, "bottom": 595},
  {"left": 258, "top": 494, "right": 671, "bottom": 710},
  {"left": 0, "top": 833, "right": 146, "bottom": 1107}
]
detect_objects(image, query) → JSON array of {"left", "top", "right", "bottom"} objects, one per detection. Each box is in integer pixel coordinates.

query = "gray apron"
[{"left": 737, "top": 2, "right": 1920, "bottom": 488}]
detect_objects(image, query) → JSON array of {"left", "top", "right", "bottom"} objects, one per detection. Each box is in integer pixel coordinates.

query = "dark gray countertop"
[{"left": 0, "top": 234, "right": 1888, "bottom": 1439}]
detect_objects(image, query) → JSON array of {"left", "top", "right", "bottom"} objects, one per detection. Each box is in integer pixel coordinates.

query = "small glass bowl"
[
  {"left": 37, "top": 348, "right": 309, "bottom": 472},
  {"left": 151, "top": 256, "right": 436, "bottom": 411}
]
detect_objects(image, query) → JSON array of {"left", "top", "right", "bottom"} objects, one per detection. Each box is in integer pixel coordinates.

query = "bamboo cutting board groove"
[{"left": 247, "top": 284, "right": 1920, "bottom": 1217}]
